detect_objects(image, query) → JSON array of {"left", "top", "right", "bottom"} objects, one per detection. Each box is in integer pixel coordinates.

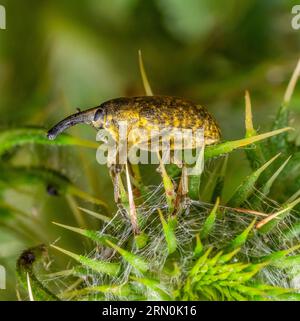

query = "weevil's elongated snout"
[{"left": 47, "top": 108, "right": 100, "bottom": 140}]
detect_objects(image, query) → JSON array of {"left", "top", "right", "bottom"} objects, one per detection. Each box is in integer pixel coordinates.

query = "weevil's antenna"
[{"left": 47, "top": 108, "right": 97, "bottom": 140}]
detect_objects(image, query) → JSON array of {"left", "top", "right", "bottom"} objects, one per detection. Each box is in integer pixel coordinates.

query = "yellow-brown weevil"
[
  {"left": 47, "top": 95, "right": 221, "bottom": 145},
  {"left": 47, "top": 95, "right": 221, "bottom": 203}
]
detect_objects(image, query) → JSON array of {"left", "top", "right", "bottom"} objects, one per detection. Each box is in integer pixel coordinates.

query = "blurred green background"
[{"left": 0, "top": 0, "right": 300, "bottom": 300}]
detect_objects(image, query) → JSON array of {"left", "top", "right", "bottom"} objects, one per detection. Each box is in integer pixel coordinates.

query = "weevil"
[
  {"left": 47, "top": 95, "right": 221, "bottom": 202},
  {"left": 47, "top": 95, "right": 221, "bottom": 145}
]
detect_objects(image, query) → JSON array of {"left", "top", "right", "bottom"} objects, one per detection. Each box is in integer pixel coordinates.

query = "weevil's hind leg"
[
  {"left": 172, "top": 163, "right": 188, "bottom": 216},
  {"left": 171, "top": 149, "right": 187, "bottom": 195},
  {"left": 181, "top": 163, "right": 189, "bottom": 196},
  {"left": 170, "top": 149, "right": 188, "bottom": 203},
  {"left": 170, "top": 150, "right": 183, "bottom": 168}
]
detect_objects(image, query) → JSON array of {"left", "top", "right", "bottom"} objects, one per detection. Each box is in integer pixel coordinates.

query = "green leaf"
[
  {"left": 271, "top": 59, "right": 300, "bottom": 153},
  {"left": 0, "top": 166, "right": 107, "bottom": 208},
  {"left": 218, "top": 248, "right": 241, "bottom": 264},
  {"left": 283, "top": 221, "right": 300, "bottom": 240},
  {"left": 0, "top": 127, "right": 98, "bottom": 156},
  {"left": 158, "top": 209, "right": 177, "bottom": 255},
  {"left": 194, "top": 234, "right": 203, "bottom": 258},
  {"left": 188, "top": 174, "right": 201, "bottom": 200},
  {"left": 52, "top": 222, "right": 117, "bottom": 245},
  {"left": 135, "top": 232, "right": 149, "bottom": 249},
  {"left": 228, "top": 153, "right": 280, "bottom": 207},
  {"left": 190, "top": 247, "right": 213, "bottom": 277},
  {"left": 277, "top": 293, "right": 300, "bottom": 301},
  {"left": 226, "top": 219, "right": 256, "bottom": 251},
  {"left": 51, "top": 245, "right": 120, "bottom": 276},
  {"left": 106, "top": 240, "right": 149, "bottom": 273},
  {"left": 211, "top": 155, "right": 228, "bottom": 202},
  {"left": 158, "top": 154, "right": 176, "bottom": 213},
  {"left": 261, "top": 156, "right": 291, "bottom": 196},
  {"left": 244, "top": 90, "right": 266, "bottom": 170},
  {"left": 138, "top": 50, "right": 154, "bottom": 96},
  {"left": 77, "top": 207, "right": 111, "bottom": 223},
  {"left": 200, "top": 197, "right": 219, "bottom": 239},
  {"left": 252, "top": 156, "right": 291, "bottom": 208},
  {"left": 60, "top": 284, "right": 133, "bottom": 299},
  {"left": 271, "top": 254, "right": 300, "bottom": 269},
  {"left": 131, "top": 277, "right": 172, "bottom": 300},
  {"left": 259, "top": 244, "right": 300, "bottom": 263},
  {"left": 204, "top": 127, "right": 292, "bottom": 159},
  {"left": 257, "top": 196, "right": 300, "bottom": 232}
]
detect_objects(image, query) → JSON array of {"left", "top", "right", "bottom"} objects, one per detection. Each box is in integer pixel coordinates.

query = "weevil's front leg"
[
  {"left": 109, "top": 161, "right": 140, "bottom": 234},
  {"left": 124, "top": 163, "right": 140, "bottom": 235},
  {"left": 105, "top": 137, "right": 120, "bottom": 203},
  {"left": 108, "top": 139, "right": 127, "bottom": 204}
]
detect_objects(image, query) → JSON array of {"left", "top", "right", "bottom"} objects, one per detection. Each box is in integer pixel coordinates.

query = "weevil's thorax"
[{"left": 96, "top": 98, "right": 142, "bottom": 132}]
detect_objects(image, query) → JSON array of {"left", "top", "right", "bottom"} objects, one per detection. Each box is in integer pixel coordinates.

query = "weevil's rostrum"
[{"left": 47, "top": 96, "right": 221, "bottom": 148}]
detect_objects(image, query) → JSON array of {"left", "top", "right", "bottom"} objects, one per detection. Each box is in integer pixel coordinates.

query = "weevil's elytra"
[{"left": 47, "top": 95, "right": 221, "bottom": 148}]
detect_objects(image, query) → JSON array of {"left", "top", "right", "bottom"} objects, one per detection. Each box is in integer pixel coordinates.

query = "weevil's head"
[
  {"left": 91, "top": 105, "right": 106, "bottom": 129},
  {"left": 47, "top": 106, "right": 106, "bottom": 140}
]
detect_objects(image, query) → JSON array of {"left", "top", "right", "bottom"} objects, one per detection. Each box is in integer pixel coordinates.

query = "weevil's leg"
[
  {"left": 170, "top": 150, "right": 183, "bottom": 168},
  {"left": 181, "top": 163, "right": 189, "bottom": 196},
  {"left": 108, "top": 163, "right": 124, "bottom": 204},
  {"left": 106, "top": 141, "right": 125, "bottom": 203},
  {"left": 188, "top": 146, "right": 205, "bottom": 176},
  {"left": 156, "top": 150, "right": 177, "bottom": 214},
  {"left": 125, "top": 163, "right": 140, "bottom": 235},
  {"left": 107, "top": 143, "right": 123, "bottom": 204},
  {"left": 126, "top": 162, "right": 143, "bottom": 200},
  {"left": 113, "top": 172, "right": 121, "bottom": 204},
  {"left": 161, "top": 147, "right": 171, "bottom": 165},
  {"left": 172, "top": 162, "right": 188, "bottom": 216},
  {"left": 155, "top": 149, "right": 162, "bottom": 174},
  {"left": 111, "top": 160, "right": 140, "bottom": 234},
  {"left": 108, "top": 166, "right": 118, "bottom": 203}
]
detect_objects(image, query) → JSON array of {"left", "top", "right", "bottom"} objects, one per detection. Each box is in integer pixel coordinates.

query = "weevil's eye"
[{"left": 94, "top": 108, "right": 104, "bottom": 122}]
